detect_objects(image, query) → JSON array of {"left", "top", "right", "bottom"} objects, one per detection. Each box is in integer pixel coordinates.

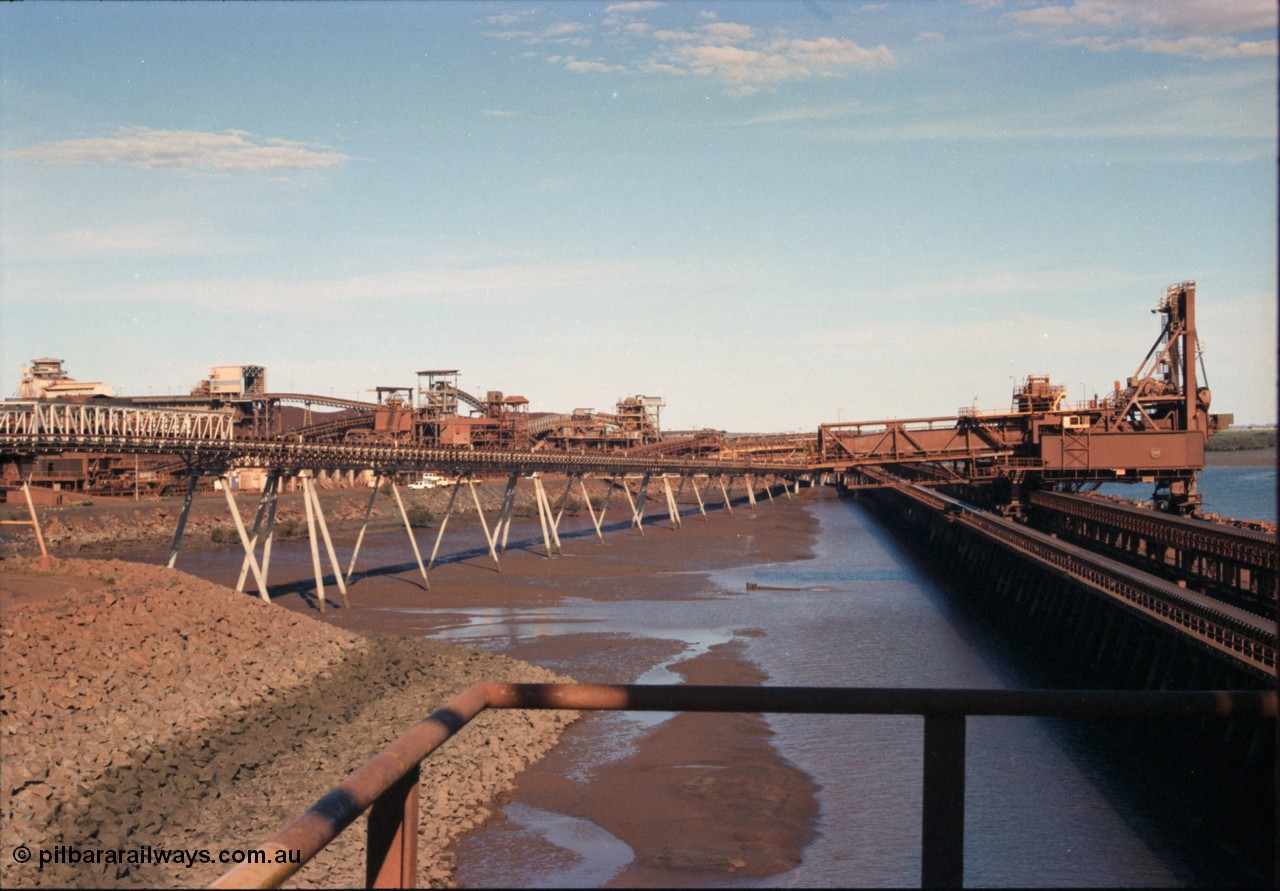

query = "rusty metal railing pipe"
[
  {"left": 211, "top": 683, "right": 1277, "bottom": 890},
  {"left": 480, "top": 682, "right": 1279, "bottom": 718},
  {"left": 209, "top": 682, "right": 494, "bottom": 890}
]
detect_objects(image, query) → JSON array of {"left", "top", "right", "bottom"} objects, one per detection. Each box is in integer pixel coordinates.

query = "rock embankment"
[{"left": 1, "top": 557, "right": 576, "bottom": 888}]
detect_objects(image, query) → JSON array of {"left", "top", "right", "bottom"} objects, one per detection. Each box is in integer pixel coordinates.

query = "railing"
[{"left": 209, "top": 682, "right": 1278, "bottom": 890}]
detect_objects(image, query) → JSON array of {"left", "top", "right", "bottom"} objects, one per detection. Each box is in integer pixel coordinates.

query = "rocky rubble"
[{"left": 1, "top": 558, "right": 576, "bottom": 888}]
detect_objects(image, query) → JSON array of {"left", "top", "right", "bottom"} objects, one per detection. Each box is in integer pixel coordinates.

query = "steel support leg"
[
  {"left": 366, "top": 762, "right": 420, "bottom": 889},
  {"left": 622, "top": 474, "right": 648, "bottom": 535},
  {"left": 662, "top": 475, "right": 681, "bottom": 529},
  {"left": 495, "top": 472, "right": 520, "bottom": 554},
  {"left": 468, "top": 477, "right": 502, "bottom": 570},
  {"left": 921, "top": 713, "right": 966, "bottom": 888},
  {"left": 746, "top": 474, "right": 758, "bottom": 511},
  {"left": 346, "top": 473, "right": 381, "bottom": 586},
  {"left": 18, "top": 478, "right": 52, "bottom": 569},
  {"left": 427, "top": 475, "right": 464, "bottom": 570},
  {"left": 580, "top": 478, "right": 606, "bottom": 542},
  {"left": 305, "top": 476, "right": 349, "bottom": 607},
  {"left": 552, "top": 476, "right": 575, "bottom": 536},
  {"left": 390, "top": 478, "right": 430, "bottom": 590},
  {"left": 223, "top": 477, "right": 270, "bottom": 601},
  {"left": 691, "top": 474, "right": 708, "bottom": 521},
  {"left": 237, "top": 471, "right": 279, "bottom": 595},
  {"left": 167, "top": 472, "right": 199, "bottom": 568},
  {"left": 301, "top": 474, "right": 326, "bottom": 613},
  {"left": 532, "top": 476, "right": 559, "bottom": 558}
]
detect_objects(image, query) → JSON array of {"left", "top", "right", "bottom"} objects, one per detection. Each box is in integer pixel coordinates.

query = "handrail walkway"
[{"left": 209, "top": 682, "right": 1278, "bottom": 890}]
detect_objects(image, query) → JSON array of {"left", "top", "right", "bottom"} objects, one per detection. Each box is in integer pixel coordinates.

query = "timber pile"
[{"left": 1, "top": 558, "right": 576, "bottom": 888}]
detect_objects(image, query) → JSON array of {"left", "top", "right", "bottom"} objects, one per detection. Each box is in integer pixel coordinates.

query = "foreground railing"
[{"left": 209, "top": 683, "right": 1278, "bottom": 889}]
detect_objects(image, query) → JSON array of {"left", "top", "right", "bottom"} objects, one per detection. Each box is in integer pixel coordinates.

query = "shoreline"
[{"left": 2, "top": 485, "right": 826, "bottom": 887}]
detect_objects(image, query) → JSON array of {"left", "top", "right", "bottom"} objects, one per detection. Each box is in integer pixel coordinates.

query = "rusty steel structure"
[{"left": 818, "top": 282, "right": 1229, "bottom": 514}]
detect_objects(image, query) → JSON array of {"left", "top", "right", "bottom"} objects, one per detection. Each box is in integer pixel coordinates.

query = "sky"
[{"left": 1, "top": 0, "right": 1276, "bottom": 432}]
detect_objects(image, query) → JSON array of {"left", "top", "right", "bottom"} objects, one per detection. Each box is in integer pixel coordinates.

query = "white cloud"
[
  {"left": 606, "top": 1, "right": 663, "bottom": 12},
  {"left": 490, "top": 10, "right": 896, "bottom": 95},
  {"left": 4, "top": 128, "right": 350, "bottom": 172},
  {"left": 1007, "top": 1, "right": 1278, "bottom": 59}
]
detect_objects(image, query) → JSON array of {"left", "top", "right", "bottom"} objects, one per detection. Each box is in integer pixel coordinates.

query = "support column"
[
  {"left": 532, "top": 475, "right": 561, "bottom": 557},
  {"left": 921, "top": 713, "right": 966, "bottom": 888},
  {"left": 9, "top": 478, "right": 52, "bottom": 569},
  {"left": 167, "top": 472, "right": 200, "bottom": 568},
  {"left": 345, "top": 473, "right": 381, "bottom": 586},
  {"left": 222, "top": 475, "right": 270, "bottom": 603},
  {"left": 745, "top": 474, "right": 758, "bottom": 511},
  {"left": 301, "top": 473, "right": 327, "bottom": 614},
  {"left": 468, "top": 477, "right": 503, "bottom": 570},
  {"left": 237, "top": 471, "right": 279, "bottom": 596},
  {"left": 719, "top": 475, "right": 734, "bottom": 514},
  {"left": 662, "top": 475, "right": 682, "bottom": 529},
  {"left": 427, "top": 475, "right": 465, "bottom": 570},
  {"left": 621, "top": 473, "right": 650, "bottom": 534},
  {"left": 390, "top": 477, "right": 431, "bottom": 589},
  {"left": 581, "top": 478, "right": 607, "bottom": 543},
  {"left": 494, "top": 472, "right": 520, "bottom": 554},
  {"left": 691, "top": 474, "right": 708, "bottom": 521},
  {"left": 304, "top": 475, "right": 350, "bottom": 608}
]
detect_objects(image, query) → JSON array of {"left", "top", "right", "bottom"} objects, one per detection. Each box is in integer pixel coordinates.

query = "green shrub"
[
  {"left": 1207, "top": 428, "right": 1276, "bottom": 452},
  {"left": 405, "top": 505, "right": 434, "bottom": 528},
  {"left": 275, "top": 518, "right": 303, "bottom": 540}
]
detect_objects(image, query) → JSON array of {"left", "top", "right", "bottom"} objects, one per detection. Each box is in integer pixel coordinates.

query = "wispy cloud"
[
  {"left": 4, "top": 128, "right": 350, "bottom": 172},
  {"left": 489, "top": 8, "right": 896, "bottom": 96},
  {"left": 1007, "top": 0, "right": 1278, "bottom": 60},
  {"left": 37, "top": 224, "right": 236, "bottom": 260}
]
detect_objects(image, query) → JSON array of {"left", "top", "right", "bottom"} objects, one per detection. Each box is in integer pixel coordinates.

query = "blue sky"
[{"left": 2, "top": 1, "right": 1275, "bottom": 431}]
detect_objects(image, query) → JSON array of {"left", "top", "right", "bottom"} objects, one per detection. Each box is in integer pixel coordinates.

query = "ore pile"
[{"left": 1, "top": 558, "right": 576, "bottom": 888}]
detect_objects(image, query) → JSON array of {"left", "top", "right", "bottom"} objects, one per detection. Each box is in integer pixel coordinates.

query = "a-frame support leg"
[
  {"left": 490, "top": 472, "right": 520, "bottom": 555},
  {"left": 719, "top": 474, "right": 734, "bottom": 515},
  {"left": 662, "top": 475, "right": 682, "bottom": 529},
  {"left": 389, "top": 477, "right": 430, "bottom": 589},
  {"left": 10, "top": 477, "right": 53, "bottom": 569},
  {"left": 622, "top": 472, "right": 650, "bottom": 534},
  {"left": 345, "top": 473, "right": 381, "bottom": 586},
  {"left": 301, "top": 473, "right": 327, "bottom": 613},
  {"left": 221, "top": 475, "right": 270, "bottom": 602},
  {"left": 167, "top": 472, "right": 200, "bottom": 568},
  {"left": 581, "top": 478, "right": 607, "bottom": 542},
  {"left": 237, "top": 470, "right": 280, "bottom": 598},
  {"left": 532, "top": 475, "right": 562, "bottom": 557},
  {"left": 304, "top": 475, "right": 350, "bottom": 607},
  {"left": 746, "top": 474, "right": 758, "bottom": 511},
  {"left": 468, "top": 476, "right": 506, "bottom": 571},
  {"left": 427, "top": 475, "right": 465, "bottom": 570},
  {"left": 691, "top": 474, "right": 708, "bottom": 521}
]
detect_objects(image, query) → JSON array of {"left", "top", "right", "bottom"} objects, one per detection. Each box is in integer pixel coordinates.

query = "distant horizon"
[{"left": 3, "top": 2, "right": 1275, "bottom": 428}]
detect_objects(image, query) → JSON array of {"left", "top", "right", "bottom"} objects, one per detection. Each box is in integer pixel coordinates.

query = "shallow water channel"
[{"left": 408, "top": 494, "right": 1218, "bottom": 888}]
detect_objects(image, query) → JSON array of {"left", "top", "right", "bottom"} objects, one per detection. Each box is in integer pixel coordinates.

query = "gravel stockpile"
[{"left": 1, "top": 558, "right": 576, "bottom": 888}]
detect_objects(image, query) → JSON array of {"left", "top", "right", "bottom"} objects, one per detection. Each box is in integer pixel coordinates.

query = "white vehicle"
[{"left": 408, "top": 473, "right": 445, "bottom": 490}]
